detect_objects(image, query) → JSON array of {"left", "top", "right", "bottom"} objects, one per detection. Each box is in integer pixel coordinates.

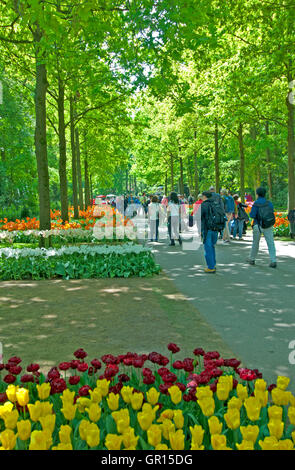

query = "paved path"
[{"left": 139, "top": 220, "right": 295, "bottom": 385}]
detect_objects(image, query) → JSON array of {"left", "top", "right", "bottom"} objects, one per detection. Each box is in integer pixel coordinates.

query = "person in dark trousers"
[
  {"left": 167, "top": 192, "right": 182, "bottom": 246},
  {"left": 201, "top": 191, "right": 218, "bottom": 273},
  {"left": 288, "top": 208, "right": 295, "bottom": 239}
]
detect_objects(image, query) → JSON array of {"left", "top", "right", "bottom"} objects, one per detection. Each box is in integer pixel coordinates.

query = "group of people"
[
  {"left": 95, "top": 186, "right": 295, "bottom": 273},
  {"left": 145, "top": 185, "right": 280, "bottom": 273}
]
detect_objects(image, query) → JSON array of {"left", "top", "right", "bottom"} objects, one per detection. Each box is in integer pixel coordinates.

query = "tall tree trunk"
[
  {"left": 238, "top": 123, "right": 245, "bottom": 203},
  {"left": 126, "top": 169, "right": 128, "bottom": 193},
  {"left": 70, "top": 95, "right": 79, "bottom": 218},
  {"left": 214, "top": 121, "right": 220, "bottom": 193},
  {"left": 75, "top": 127, "right": 84, "bottom": 210},
  {"left": 165, "top": 171, "right": 168, "bottom": 195},
  {"left": 287, "top": 69, "right": 295, "bottom": 210},
  {"left": 84, "top": 133, "right": 90, "bottom": 208},
  {"left": 179, "top": 157, "right": 184, "bottom": 194},
  {"left": 170, "top": 154, "right": 174, "bottom": 191},
  {"left": 265, "top": 121, "right": 273, "bottom": 199},
  {"left": 57, "top": 77, "right": 68, "bottom": 223},
  {"left": 33, "top": 29, "right": 51, "bottom": 239},
  {"left": 193, "top": 129, "right": 199, "bottom": 197}
]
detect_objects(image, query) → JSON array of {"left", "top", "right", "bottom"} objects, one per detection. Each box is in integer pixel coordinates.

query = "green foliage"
[{"left": 0, "top": 249, "right": 161, "bottom": 280}]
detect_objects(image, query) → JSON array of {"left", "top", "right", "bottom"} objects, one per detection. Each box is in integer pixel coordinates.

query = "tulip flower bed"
[
  {"left": 0, "top": 244, "right": 160, "bottom": 280},
  {"left": 0, "top": 345, "right": 294, "bottom": 450}
]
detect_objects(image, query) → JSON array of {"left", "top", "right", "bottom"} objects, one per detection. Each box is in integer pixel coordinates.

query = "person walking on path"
[
  {"left": 232, "top": 194, "right": 249, "bottom": 240},
  {"left": 167, "top": 192, "right": 182, "bottom": 246},
  {"left": 148, "top": 195, "right": 160, "bottom": 242},
  {"left": 201, "top": 191, "right": 220, "bottom": 273},
  {"left": 220, "top": 189, "right": 235, "bottom": 243},
  {"left": 288, "top": 208, "right": 295, "bottom": 239},
  {"left": 247, "top": 186, "right": 277, "bottom": 268}
]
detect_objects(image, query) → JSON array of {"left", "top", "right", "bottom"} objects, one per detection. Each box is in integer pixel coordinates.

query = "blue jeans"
[
  {"left": 204, "top": 230, "right": 218, "bottom": 269},
  {"left": 233, "top": 219, "right": 244, "bottom": 239}
]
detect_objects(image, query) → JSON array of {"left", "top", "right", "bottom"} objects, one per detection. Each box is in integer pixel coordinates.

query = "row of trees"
[{"left": 0, "top": 0, "right": 294, "bottom": 232}]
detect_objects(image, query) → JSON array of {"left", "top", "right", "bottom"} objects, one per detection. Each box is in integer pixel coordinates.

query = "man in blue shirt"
[{"left": 247, "top": 187, "right": 277, "bottom": 268}]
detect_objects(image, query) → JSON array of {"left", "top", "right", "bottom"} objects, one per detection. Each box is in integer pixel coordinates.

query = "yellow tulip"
[
  {"left": 37, "top": 383, "right": 51, "bottom": 400},
  {"left": 169, "top": 429, "right": 185, "bottom": 450},
  {"left": 240, "top": 425, "right": 259, "bottom": 443},
  {"left": 155, "top": 443, "right": 169, "bottom": 450},
  {"left": 105, "top": 433, "right": 123, "bottom": 450},
  {"left": 6, "top": 385, "right": 18, "bottom": 403},
  {"left": 216, "top": 382, "right": 230, "bottom": 401},
  {"left": 130, "top": 392, "right": 143, "bottom": 411},
  {"left": 122, "top": 427, "right": 139, "bottom": 449},
  {"left": 52, "top": 443, "right": 73, "bottom": 450},
  {"left": 277, "top": 376, "right": 290, "bottom": 391},
  {"left": 4, "top": 409, "right": 19, "bottom": 430},
  {"left": 61, "top": 403, "right": 77, "bottom": 421},
  {"left": 39, "top": 414, "right": 56, "bottom": 434},
  {"left": 173, "top": 409, "right": 184, "bottom": 429},
  {"left": 59, "top": 425, "right": 72, "bottom": 444},
  {"left": 258, "top": 436, "right": 279, "bottom": 450},
  {"left": 168, "top": 385, "right": 182, "bottom": 405},
  {"left": 218, "top": 375, "right": 233, "bottom": 390},
  {"left": 142, "top": 403, "right": 159, "bottom": 418},
  {"left": 278, "top": 439, "right": 294, "bottom": 450},
  {"left": 190, "top": 443, "right": 204, "bottom": 450},
  {"left": 79, "top": 419, "right": 90, "bottom": 441},
  {"left": 27, "top": 402, "right": 42, "bottom": 422},
  {"left": 267, "top": 419, "right": 284, "bottom": 440},
  {"left": 271, "top": 388, "right": 289, "bottom": 406},
  {"left": 254, "top": 378, "right": 267, "bottom": 392},
  {"left": 197, "top": 397, "right": 215, "bottom": 417},
  {"left": 211, "top": 434, "right": 228, "bottom": 450},
  {"left": 0, "top": 401, "right": 14, "bottom": 420},
  {"left": 268, "top": 405, "right": 283, "bottom": 421},
  {"left": 227, "top": 396, "right": 243, "bottom": 411},
  {"left": 137, "top": 411, "right": 154, "bottom": 431},
  {"left": 236, "top": 384, "right": 248, "bottom": 401},
  {"left": 288, "top": 406, "right": 295, "bottom": 425},
  {"left": 17, "top": 419, "right": 31, "bottom": 441},
  {"left": 147, "top": 424, "right": 162, "bottom": 447},
  {"left": 224, "top": 408, "right": 240, "bottom": 430},
  {"left": 160, "top": 419, "right": 175, "bottom": 441},
  {"left": 112, "top": 409, "right": 130, "bottom": 434},
  {"left": 40, "top": 401, "right": 53, "bottom": 417},
  {"left": 89, "top": 388, "right": 102, "bottom": 404},
  {"left": 208, "top": 416, "right": 223, "bottom": 435},
  {"left": 254, "top": 390, "right": 268, "bottom": 407},
  {"left": 61, "top": 389, "right": 75, "bottom": 405},
  {"left": 195, "top": 386, "right": 213, "bottom": 400},
  {"left": 190, "top": 424, "right": 204, "bottom": 447},
  {"left": 120, "top": 386, "right": 134, "bottom": 404},
  {"left": 76, "top": 397, "right": 91, "bottom": 413},
  {"left": 0, "top": 429, "right": 17, "bottom": 450},
  {"left": 16, "top": 388, "right": 28, "bottom": 409},
  {"left": 29, "top": 430, "right": 48, "bottom": 450},
  {"left": 146, "top": 387, "right": 160, "bottom": 406},
  {"left": 107, "top": 393, "right": 120, "bottom": 411},
  {"left": 96, "top": 379, "right": 110, "bottom": 397},
  {"left": 244, "top": 397, "right": 261, "bottom": 422},
  {"left": 157, "top": 409, "right": 174, "bottom": 422},
  {"left": 86, "top": 402, "right": 102, "bottom": 422},
  {"left": 85, "top": 423, "right": 100, "bottom": 448},
  {"left": 236, "top": 440, "right": 254, "bottom": 450},
  {"left": 292, "top": 430, "right": 295, "bottom": 444}
]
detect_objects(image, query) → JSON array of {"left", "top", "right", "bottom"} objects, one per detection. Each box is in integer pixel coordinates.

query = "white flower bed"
[{"left": 0, "top": 243, "right": 151, "bottom": 259}]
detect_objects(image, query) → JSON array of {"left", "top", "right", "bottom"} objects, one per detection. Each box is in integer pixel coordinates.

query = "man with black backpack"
[
  {"left": 247, "top": 187, "right": 277, "bottom": 268},
  {"left": 201, "top": 190, "right": 226, "bottom": 273}
]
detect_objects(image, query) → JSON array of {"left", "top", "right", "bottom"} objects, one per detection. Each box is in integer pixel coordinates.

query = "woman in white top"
[
  {"left": 148, "top": 195, "right": 160, "bottom": 241},
  {"left": 167, "top": 192, "right": 182, "bottom": 246}
]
